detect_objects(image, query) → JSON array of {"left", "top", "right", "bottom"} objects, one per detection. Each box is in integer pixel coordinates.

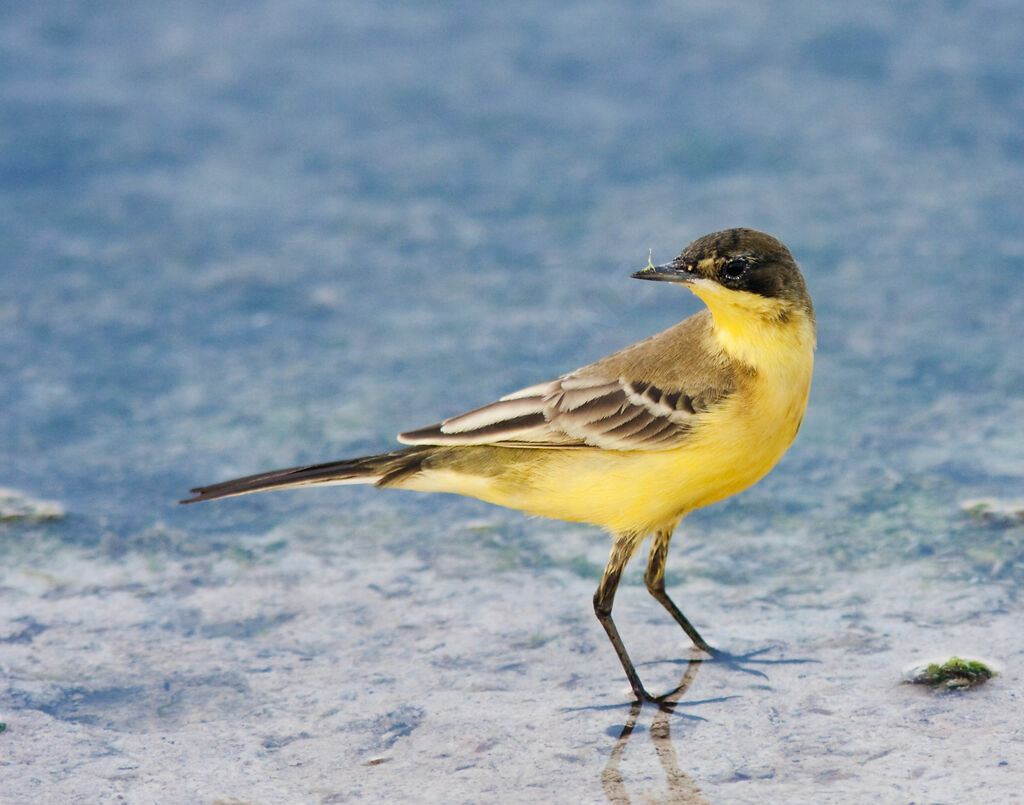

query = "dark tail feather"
[{"left": 180, "top": 446, "right": 432, "bottom": 504}]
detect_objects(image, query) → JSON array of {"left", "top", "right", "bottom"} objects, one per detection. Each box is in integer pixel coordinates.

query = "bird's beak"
[{"left": 631, "top": 261, "right": 698, "bottom": 284}]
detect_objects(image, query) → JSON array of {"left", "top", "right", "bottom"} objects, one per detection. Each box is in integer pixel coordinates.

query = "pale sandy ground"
[{"left": 2, "top": 494, "right": 1019, "bottom": 804}]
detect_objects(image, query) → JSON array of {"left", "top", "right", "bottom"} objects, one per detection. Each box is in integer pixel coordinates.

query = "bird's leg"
[
  {"left": 594, "top": 535, "right": 653, "bottom": 702},
  {"left": 645, "top": 527, "right": 714, "bottom": 654}
]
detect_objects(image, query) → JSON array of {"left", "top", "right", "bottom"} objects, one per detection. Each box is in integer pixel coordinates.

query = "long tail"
[{"left": 180, "top": 446, "right": 434, "bottom": 504}]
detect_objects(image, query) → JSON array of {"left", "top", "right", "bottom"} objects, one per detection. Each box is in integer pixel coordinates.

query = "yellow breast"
[{"left": 515, "top": 363, "right": 811, "bottom": 534}]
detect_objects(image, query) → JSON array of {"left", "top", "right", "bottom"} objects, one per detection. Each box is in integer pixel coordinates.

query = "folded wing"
[{"left": 398, "top": 374, "right": 728, "bottom": 451}]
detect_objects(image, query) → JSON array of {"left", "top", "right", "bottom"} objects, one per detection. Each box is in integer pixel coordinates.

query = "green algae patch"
[
  {"left": 907, "top": 656, "right": 995, "bottom": 690},
  {"left": 960, "top": 499, "right": 1024, "bottom": 527},
  {"left": 0, "top": 488, "right": 65, "bottom": 522}
]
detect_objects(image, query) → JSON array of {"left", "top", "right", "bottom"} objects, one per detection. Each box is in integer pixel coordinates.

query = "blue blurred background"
[{"left": 4, "top": 2, "right": 1020, "bottom": 547}]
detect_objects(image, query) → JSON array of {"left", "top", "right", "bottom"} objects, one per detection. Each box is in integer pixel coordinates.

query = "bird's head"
[{"left": 632, "top": 228, "right": 813, "bottom": 324}]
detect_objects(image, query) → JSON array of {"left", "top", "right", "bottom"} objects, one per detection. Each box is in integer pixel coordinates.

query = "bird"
[{"left": 182, "top": 227, "right": 816, "bottom": 702}]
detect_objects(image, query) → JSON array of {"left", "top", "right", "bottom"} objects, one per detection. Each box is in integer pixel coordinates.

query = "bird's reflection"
[{"left": 601, "top": 660, "right": 712, "bottom": 805}]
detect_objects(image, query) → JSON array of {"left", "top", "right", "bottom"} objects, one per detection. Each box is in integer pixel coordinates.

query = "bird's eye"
[{"left": 721, "top": 257, "right": 749, "bottom": 280}]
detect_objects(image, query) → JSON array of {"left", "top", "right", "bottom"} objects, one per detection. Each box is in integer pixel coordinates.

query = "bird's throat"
[{"left": 705, "top": 297, "right": 816, "bottom": 374}]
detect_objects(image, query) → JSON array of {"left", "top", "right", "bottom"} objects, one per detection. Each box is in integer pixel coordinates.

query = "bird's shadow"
[{"left": 650, "top": 644, "right": 821, "bottom": 680}]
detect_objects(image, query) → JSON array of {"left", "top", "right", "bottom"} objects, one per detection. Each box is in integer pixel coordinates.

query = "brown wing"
[{"left": 398, "top": 373, "right": 727, "bottom": 451}]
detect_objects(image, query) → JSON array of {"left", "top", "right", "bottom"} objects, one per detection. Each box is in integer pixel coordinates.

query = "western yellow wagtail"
[{"left": 182, "top": 228, "right": 816, "bottom": 701}]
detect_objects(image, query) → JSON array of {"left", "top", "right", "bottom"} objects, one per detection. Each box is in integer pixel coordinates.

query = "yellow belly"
[{"left": 402, "top": 361, "right": 812, "bottom": 537}]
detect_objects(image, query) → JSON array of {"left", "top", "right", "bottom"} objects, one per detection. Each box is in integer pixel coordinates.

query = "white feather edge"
[{"left": 397, "top": 373, "right": 699, "bottom": 450}]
